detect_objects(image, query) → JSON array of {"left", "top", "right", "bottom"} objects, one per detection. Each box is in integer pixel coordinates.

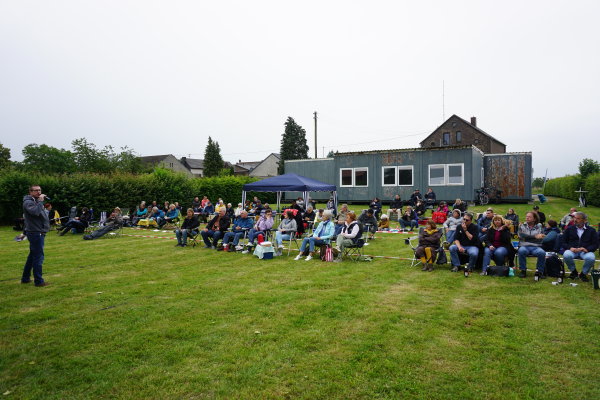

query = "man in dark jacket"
[
  {"left": 22, "top": 185, "right": 50, "bottom": 287},
  {"left": 201, "top": 209, "right": 230, "bottom": 249},
  {"left": 409, "top": 189, "right": 422, "bottom": 206},
  {"left": 449, "top": 213, "right": 480, "bottom": 272},
  {"left": 561, "top": 212, "right": 598, "bottom": 282}
]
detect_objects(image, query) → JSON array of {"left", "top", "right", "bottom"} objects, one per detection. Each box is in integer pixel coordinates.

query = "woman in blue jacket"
[{"left": 295, "top": 211, "right": 335, "bottom": 261}]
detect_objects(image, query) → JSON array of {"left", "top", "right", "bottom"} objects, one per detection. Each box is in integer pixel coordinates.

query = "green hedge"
[
  {"left": 544, "top": 173, "right": 600, "bottom": 206},
  {"left": 0, "top": 169, "right": 275, "bottom": 223}
]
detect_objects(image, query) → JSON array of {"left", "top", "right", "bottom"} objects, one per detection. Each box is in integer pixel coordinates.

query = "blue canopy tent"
[{"left": 242, "top": 173, "right": 337, "bottom": 213}]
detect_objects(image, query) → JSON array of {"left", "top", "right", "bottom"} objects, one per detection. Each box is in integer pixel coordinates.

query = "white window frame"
[
  {"left": 381, "top": 165, "right": 413, "bottom": 186},
  {"left": 340, "top": 167, "right": 369, "bottom": 187},
  {"left": 428, "top": 163, "right": 464, "bottom": 186},
  {"left": 428, "top": 164, "right": 446, "bottom": 186},
  {"left": 447, "top": 163, "right": 464, "bottom": 186},
  {"left": 398, "top": 165, "right": 414, "bottom": 186},
  {"left": 340, "top": 168, "right": 354, "bottom": 187},
  {"left": 382, "top": 166, "right": 397, "bottom": 186},
  {"left": 354, "top": 167, "right": 369, "bottom": 187}
]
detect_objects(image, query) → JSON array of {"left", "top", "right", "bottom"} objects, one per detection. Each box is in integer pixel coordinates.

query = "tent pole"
[{"left": 277, "top": 192, "right": 282, "bottom": 213}]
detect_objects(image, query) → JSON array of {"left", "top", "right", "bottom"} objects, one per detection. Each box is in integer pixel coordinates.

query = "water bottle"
[
  {"left": 508, "top": 267, "right": 515, "bottom": 277},
  {"left": 534, "top": 269, "right": 539, "bottom": 282},
  {"left": 557, "top": 269, "right": 564, "bottom": 284},
  {"left": 464, "top": 266, "right": 469, "bottom": 277}
]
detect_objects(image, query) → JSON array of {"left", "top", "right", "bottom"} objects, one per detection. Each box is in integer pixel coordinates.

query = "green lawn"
[{"left": 1, "top": 197, "right": 599, "bottom": 399}]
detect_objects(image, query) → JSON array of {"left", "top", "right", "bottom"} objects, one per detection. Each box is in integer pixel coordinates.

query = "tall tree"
[
  {"left": 113, "top": 146, "right": 147, "bottom": 173},
  {"left": 0, "top": 143, "right": 11, "bottom": 169},
  {"left": 71, "top": 138, "right": 113, "bottom": 173},
  {"left": 578, "top": 158, "right": 600, "bottom": 179},
  {"left": 203, "top": 136, "right": 224, "bottom": 177},
  {"left": 21, "top": 144, "right": 77, "bottom": 174},
  {"left": 278, "top": 116, "right": 309, "bottom": 174}
]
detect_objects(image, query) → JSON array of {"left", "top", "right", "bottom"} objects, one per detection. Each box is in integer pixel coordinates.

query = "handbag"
[{"left": 320, "top": 245, "right": 333, "bottom": 262}]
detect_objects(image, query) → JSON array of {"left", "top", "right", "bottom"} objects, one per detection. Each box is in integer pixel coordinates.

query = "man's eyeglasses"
[{"left": 30, "top": 189, "right": 42, "bottom": 192}]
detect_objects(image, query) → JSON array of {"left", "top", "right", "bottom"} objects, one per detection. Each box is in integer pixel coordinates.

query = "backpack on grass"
[{"left": 545, "top": 254, "right": 565, "bottom": 278}]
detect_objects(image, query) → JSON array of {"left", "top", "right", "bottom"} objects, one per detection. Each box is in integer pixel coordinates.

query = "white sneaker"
[
  {"left": 305, "top": 255, "right": 313, "bottom": 261},
  {"left": 294, "top": 255, "right": 302, "bottom": 261},
  {"left": 242, "top": 250, "right": 249, "bottom": 254}
]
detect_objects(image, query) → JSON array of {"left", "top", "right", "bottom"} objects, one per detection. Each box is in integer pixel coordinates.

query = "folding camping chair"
[
  {"left": 342, "top": 238, "right": 366, "bottom": 262},
  {"left": 404, "top": 229, "right": 423, "bottom": 268},
  {"left": 281, "top": 230, "right": 300, "bottom": 256},
  {"left": 188, "top": 229, "right": 201, "bottom": 248}
]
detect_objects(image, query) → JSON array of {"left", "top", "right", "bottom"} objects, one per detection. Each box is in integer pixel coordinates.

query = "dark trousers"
[
  {"left": 201, "top": 230, "right": 223, "bottom": 247},
  {"left": 22, "top": 232, "right": 45, "bottom": 285},
  {"left": 61, "top": 220, "right": 86, "bottom": 233}
]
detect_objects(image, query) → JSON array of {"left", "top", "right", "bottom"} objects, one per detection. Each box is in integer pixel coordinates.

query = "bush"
[
  {"left": 544, "top": 173, "right": 600, "bottom": 207},
  {"left": 543, "top": 175, "right": 582, "bottom": 202},
  {"left": 584, "top": 173, "right": 600, "bottom": 207},
  {"left": 0, "top": 169, "right": 276, "bottom": 223}
]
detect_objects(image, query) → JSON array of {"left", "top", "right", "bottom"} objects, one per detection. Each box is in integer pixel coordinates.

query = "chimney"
[
  {"left": 470, "top": 116, "right": 477, "bottom": 127},
  {"left": 238, "top": 159, "right": 241, "bottom": 163}
]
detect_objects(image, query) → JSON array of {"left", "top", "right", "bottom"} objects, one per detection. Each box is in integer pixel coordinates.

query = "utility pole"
[{"left": 313, "top": 111, "right": 318, "bottom": 159}]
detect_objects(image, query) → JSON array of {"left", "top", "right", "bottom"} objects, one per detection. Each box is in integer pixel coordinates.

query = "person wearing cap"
[
  {"left": 84, "top": 207, "right": 123, "bottom": 240},
  {"left": 533, "top": 205, "right": 546, "bottom": 225},
  {"left": 409, "top": 189, "right": 422, "bottom": 207},
  {"left": 378, "top": 214, "right": 390, "bottom": 231}
]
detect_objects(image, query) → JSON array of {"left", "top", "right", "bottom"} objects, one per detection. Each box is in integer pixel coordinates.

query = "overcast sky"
[{"left": 1, "top": 0, "right": 599, "bottom": 178}]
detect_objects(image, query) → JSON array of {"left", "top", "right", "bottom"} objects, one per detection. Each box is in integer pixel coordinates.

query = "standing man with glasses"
[{"left": 21, "top": 185, "right": 50, "bottom": 287}]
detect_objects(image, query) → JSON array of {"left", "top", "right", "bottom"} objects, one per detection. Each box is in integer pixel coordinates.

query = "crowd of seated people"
[{"left": 84, "top": 194, "right": 598, "bottom": 280}]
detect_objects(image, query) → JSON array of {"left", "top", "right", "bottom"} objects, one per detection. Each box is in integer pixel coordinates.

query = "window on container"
[
  {"left": 442, "top": 132, "right": 450, "bottom": 145},
  {"left": 448, "top": 164, "right": 464, "bottom": 185},
  {"left": 398, "top": 166, "right": 413, "bottom": 186},
  {"left": 456, "top": 131, "right": 462, "bottom": 143},
  {"left": 429, "top": 165, "right": 445, "bottom": 186},
  {"left": 354, "top": 168, "right": 368, "bottom": 187},
  {"left": 340, "top": 169, "right": 353, "bottom": 186},
  {"left": 382, "top": 167, "right": 396, "bottom": 186}
]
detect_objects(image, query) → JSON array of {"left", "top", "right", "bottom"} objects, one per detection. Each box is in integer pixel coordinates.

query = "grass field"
[{"left": 1, "top": 197, "right": 599, "bottom": 399}]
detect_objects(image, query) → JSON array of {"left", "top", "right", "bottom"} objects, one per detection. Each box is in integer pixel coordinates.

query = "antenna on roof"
[{"left": 442, "top": 80, "right": 445, "bottom": 121}]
